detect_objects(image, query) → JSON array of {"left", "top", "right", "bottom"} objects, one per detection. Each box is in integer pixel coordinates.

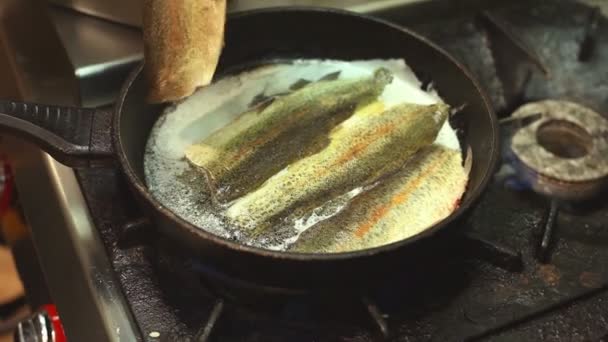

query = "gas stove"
[{"left": 3, "top": 0, "right": 608, "bottom": 341}]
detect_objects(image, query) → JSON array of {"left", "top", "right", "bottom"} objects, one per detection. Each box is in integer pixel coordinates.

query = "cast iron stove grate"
[{"left": 74, "top": 1, "right": 608, "bottom": 340}]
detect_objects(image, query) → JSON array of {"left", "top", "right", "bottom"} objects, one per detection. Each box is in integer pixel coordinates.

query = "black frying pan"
[{"left": 0, "top": 8, "right": 498, "bottom": 289}]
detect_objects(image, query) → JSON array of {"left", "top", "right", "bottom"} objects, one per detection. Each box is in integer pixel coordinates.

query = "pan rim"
[{"left": 114, "top": 6, "right": 499, "bottom": 261}]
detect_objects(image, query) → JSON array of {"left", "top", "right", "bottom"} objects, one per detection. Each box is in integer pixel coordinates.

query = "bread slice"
[{"left": 143, "top": 0, "right": 226, "bottom": 103}]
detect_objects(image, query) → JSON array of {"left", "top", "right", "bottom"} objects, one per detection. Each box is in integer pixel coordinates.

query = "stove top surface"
[{"left": 74, "top": 1, "right": 608, "bottom": 340}]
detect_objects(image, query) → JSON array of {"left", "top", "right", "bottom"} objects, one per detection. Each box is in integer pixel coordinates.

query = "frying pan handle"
[{"left": 0, "top": 100, "right": 113, "bottom": 167}]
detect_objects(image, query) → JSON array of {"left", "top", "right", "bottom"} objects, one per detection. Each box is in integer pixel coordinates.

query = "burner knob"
[{"left": 14, "top": 305, "right": 66, "bottom": 342}]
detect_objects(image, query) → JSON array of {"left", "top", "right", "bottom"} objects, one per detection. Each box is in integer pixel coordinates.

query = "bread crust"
[{"left": 143, "top": 0, "right": 226, "bottom": 103}]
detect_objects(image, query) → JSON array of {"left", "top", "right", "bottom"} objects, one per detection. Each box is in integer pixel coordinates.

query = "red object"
[{"left": 42, "top": 304, "right": 67, "bottom": 342}]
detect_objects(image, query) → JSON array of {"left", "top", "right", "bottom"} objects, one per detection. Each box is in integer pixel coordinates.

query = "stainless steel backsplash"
[
  {"left": 47, "top": 0, "right": 144, "bottom": 26},
  {"left": 46, "top": 0, "right": 424, "bottom": 27}
]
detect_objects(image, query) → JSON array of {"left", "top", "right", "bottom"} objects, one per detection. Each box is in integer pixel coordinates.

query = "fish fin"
[
  {"left": 287, "top": 70, "right": 341, "bottom": 92},
  {"left": 272, "top": 91, "right": 291, "bottom": 97},
  {"left": 289, "top": 78, "right": 312, "bottom": 90},
  {"left": 251, "top": 97, "right": 277, "bottom": 112},
  {"left": 249, "top": 90, "right": 294, "bottom": 112},
  {"left": 248, "top": 92, "right": 271, "bottom": 108},
  {"left": 318, "top": 70, "right": 341, "bottom": 82}
]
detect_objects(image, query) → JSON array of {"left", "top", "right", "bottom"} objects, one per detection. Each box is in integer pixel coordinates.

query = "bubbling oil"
[{"left": 143, "top": 59, "right": 461, "bottom": 251}]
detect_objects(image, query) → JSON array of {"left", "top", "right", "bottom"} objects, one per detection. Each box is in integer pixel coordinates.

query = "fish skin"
[
  {"left": 225, "top": 101, "right": 450, "bottom": 234},
  {"left": 318, "top": 71, "right": 342, "bottom": 81},
  {"left": 289, "top": 145, "right": 467, "bottom": 253},
  {"left": 185, "top": 68, "right": 393, "bottom": 204}
]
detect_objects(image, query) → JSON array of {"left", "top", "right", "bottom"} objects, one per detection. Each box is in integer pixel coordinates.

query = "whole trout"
[
  {"left": 185, "top": 68, "right": 393, "bottom": 203},
  {"left": 225, "top": 101, "right": 450, "bottom": 233},
  {"left": 290, "top": 145, "right": 467, "bottom": 253}
]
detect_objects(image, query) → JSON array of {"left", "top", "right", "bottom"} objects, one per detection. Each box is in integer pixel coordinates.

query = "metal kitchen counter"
[{"left": 1, "top": 0, "right": 138, "bottom": 340}]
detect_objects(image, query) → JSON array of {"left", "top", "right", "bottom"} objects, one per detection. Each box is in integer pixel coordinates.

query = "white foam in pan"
[{"left": 144, "top": 59, "right": 462, "bottom": 249}]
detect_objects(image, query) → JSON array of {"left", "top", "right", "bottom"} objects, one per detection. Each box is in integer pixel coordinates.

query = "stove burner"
[
  {"left": 48, "top": 1, "right": 608, "bottom": 340},
  {"left": 536, "top": 119, "right": 592, "bottom": 159},
  {"left": 509, "top": 100, "right": 608, "bottom": 201}
]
